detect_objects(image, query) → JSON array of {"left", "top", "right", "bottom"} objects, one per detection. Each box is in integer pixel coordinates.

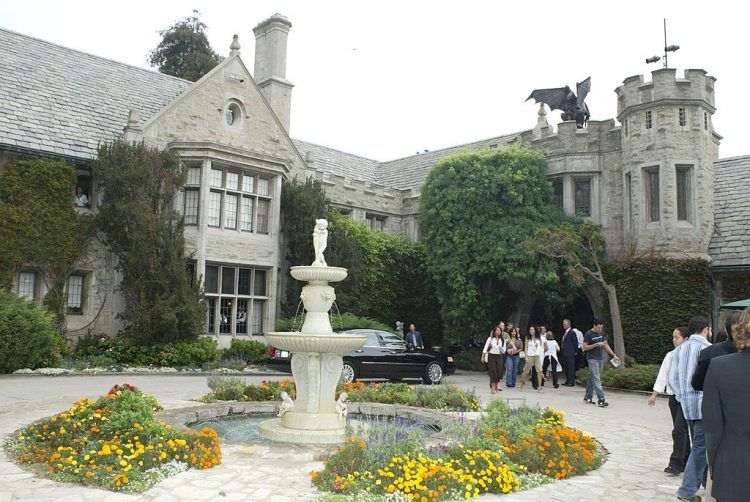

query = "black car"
[{"left": 266, "top": 329, "right": 455, "bottom": 384}]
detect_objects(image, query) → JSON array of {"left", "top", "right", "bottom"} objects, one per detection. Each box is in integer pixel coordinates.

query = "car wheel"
[
  {"left": 423, "top": 362, "right": 443, "bottom": 385},
  {"left": 341, "top": 362, "right": 357, "bottom": 384}
]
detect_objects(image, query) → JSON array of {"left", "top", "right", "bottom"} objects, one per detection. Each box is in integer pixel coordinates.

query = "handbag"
[{"left": 518, "top": 350, "right": 526, "bottom": 359}]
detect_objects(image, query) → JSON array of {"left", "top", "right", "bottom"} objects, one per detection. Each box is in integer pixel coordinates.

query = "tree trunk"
[
  {"left": 604, "top": 283, "right": 627, "bottom": 365},
  {"left": 582, "top": 282, "right": 605, "bottom": 320},
  {"left": 509, "top": 280, "right": 536, "bottom": 334}
]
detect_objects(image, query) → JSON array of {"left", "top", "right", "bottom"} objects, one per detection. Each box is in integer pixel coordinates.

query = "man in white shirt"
[{"left": 648, "top": 327, "right": 690, "bottom": 476}]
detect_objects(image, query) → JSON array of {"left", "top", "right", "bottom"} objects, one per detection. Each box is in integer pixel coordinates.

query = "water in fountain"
[
  {"left": 329, "top": 301, "right": 344, "bottom": 332},
  {"left": 291, "top": 299, "right": 305, "bottom": 332}
]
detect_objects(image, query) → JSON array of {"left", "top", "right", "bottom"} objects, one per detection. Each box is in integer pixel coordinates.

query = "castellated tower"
[
  {"left": 253, "top": 14, "right": 294, "bottom": 133},
  {"left": 615, "top": 68, "right": 720, "bottom": 258}
]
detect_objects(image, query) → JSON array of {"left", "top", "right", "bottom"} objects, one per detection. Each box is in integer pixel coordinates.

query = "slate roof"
[
  {"left": 375, "top": 132, "right": 523, "bottom": 189},
  {"left": 709, "top": 155, "right": 750, "bottom": 267},
  {"left": 292, "top": 139, "right": 379, "bottom": 182},
  {"left": 0, "top": 27, "right": 191, "bottom": 160}
]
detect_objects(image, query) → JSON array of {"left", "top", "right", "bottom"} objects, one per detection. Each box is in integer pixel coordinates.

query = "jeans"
[
  {"left": 505, "top": 354, "right": 520, "bottom": 386},
  {"left": 677, "top": 419, "right": 707, "bottom": 498},
  {"left": 585, "top": 359, "right": 605, "bottom": 401}
]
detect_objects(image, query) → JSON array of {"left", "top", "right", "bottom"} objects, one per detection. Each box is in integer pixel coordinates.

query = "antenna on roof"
[{"left": 645, "top": 19, "right": 679, "bottom": 68}]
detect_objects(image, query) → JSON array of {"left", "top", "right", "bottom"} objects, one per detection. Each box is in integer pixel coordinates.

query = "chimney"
[{"left": 253, "top": 13, "right": 293, "bottom": 133}]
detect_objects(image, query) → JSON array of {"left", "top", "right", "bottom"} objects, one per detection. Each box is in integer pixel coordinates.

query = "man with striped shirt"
[{"left": 669, "top": 317, "right": 712, "bottom": 502}]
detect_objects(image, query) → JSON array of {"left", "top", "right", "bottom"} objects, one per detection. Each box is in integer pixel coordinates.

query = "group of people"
[
  {"left": 649, "top": 310, "right": 750, "bottom": 502},
  {"left": 481, "top": 318, "right": 621, "bottom": 407}
]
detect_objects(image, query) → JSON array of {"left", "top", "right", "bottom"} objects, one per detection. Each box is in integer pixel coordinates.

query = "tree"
[
  {"left": 149, "top": 11, "right": 223, "bottom": 82},
  {"left": 0, "top": 158, "right": 95, "bottom": 332},
  {"left": 94, "top": 140, "right": 204, "bottom": 344},
  {"left": 419, "top": 145, "right": 577, "bottom": 343},
  {"left": 523, "top": 221, "right": 627, "bottom": 363},
  {"left": 280, "top": 177, "right": 330, "bottom": 316}
]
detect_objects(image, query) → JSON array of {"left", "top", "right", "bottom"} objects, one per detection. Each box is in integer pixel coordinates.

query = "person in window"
[{"left": 74, "top": 186, "right": 89, "bottom": 207}]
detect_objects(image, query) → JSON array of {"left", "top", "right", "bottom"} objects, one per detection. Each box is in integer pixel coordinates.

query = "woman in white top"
[
  {"left": 542, "top": 331, "right": 561, "bottom": 388},
  {"left": 520, "top": 325, "right": 547, "bottom": 392},
  {"left": 482, "top": 326, "right": 506, "bottom": 394}
]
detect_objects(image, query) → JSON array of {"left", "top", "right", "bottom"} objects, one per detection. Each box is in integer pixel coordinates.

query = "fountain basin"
[
  {"left": 264, "top": 332, "right": 366, "bottom": 354},
  {"left": 290, "top": 266, "right": 347, "bottom": 284}
]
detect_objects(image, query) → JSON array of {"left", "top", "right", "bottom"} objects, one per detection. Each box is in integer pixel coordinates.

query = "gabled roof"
[
  {"left": 0, "top": 27, "right": 191, "bottom": 160},
  {"left": 710, "top": 154, "right": 750, "bottom": 267},
  {"left": 293, "top": 139, "right": 379, "bottom": 182},
  {"left": 375, "top": 132, "right": 523, "bottom": 189}
]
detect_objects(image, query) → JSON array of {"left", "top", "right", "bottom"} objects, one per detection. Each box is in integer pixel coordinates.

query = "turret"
[{"left": 615, "top": 68, "right": 719, "bottom": 258}]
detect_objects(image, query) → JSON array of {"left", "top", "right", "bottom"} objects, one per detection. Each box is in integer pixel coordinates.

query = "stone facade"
[{"left": 0, "top": 14, "right": 740, "bottom": 341}]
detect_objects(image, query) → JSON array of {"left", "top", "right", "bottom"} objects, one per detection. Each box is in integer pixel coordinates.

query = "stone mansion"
[{"left": 1, "top": 14, "right": 748, "bottom": 340}]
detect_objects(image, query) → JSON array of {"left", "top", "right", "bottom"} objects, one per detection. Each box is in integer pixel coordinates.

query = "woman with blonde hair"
[
  {"left": 702, "top": 307, "right": 750, "bottom": 502},
  {"left": 519, "top": 325, "right": 547, "bottom": 392}
]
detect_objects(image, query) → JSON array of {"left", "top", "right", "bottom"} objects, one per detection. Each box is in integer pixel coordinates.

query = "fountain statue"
[{"left": 259, "top": 219, "right": 366, "bottom": 443}]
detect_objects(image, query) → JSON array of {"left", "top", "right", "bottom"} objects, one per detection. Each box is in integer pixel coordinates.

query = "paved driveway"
[{"left": 0, "top": 371, "right": 692, "bottom": 501}]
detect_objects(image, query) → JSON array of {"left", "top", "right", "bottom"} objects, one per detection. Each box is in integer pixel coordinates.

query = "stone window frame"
[
  {"left": 366, "top": 213, "right": 387, "bottom": 232},
  {"left": 675, "top": 164, "right": 694, "bottom": 224},
  {"left": 704, "top": 112, "right": 709, "bottom": 131},
  {"left": 66, "top": 273, "right": 86, "bottom": 315},
  {"left": 643, "top": 166, "right": 660, "bottom": 223},
  {"left": 205, "top": 164, "right": 273, "bottom": 234},
  {"left": 573, "top": 178, "right": 592, "bottom": 217},
  {"left": 645, "top": 110, "right": 653, "bottom": 130},
  {"left": 204, "top": 263, "right": 269, "bottom": 336},
  {"left": 624, "top": 172, "right": 634, "bottom": 231}
]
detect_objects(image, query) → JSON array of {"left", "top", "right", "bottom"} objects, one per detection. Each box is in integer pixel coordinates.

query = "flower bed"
[
  {"left": 7, "top": 384, "right": 222, "bottom": 492},
  {"left": 201, "top": 379, "right": 480, "bottom": 412},
  {"left": 311, "top": 403, "right": 601, "bottom": 500}
]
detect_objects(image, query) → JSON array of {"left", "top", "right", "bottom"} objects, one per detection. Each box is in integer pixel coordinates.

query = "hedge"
[
  {"left": 576, "top": 364, "right": 660, "bottom": 391},
  {"left": 603, "top": 257, "right": 710, "bottom": 364}
]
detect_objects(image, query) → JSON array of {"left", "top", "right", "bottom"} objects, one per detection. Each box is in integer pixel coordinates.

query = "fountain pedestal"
[{"left": 259, "top": 265, "right": 366, "bottom": 444}]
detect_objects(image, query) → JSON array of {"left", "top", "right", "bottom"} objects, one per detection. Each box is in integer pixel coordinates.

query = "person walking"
[
  {"left": 505, "top": 329, "right": 522, "bottom": 387},
  {"left": 702, "top": 307, "right": 750, "bottom": 502},
  {"left": 542, "top": 331, "right": 561, "bottom": 388},
  {"left": 691, "top": 309, "right": 742, "bottom": 391},
  {"left": 561, "top": 319, "right": 578, "bottom": 386},
  {"left": 482, "top": 326, "right": 505, "bottom": 394},
  {"left": 647, "top": 327, "right": 690, "bottom": 476},
  {"left": 519, "top": 325, "right": 546, "bottom": 393},
  {"left": 669, "top": 316, "right": 712, "bottom": 502},
  {"left": 583, "top": 318, "right": 620, "bottom": 407}
]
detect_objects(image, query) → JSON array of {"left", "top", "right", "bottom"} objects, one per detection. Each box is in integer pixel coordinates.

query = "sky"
[{"left": 1, "top": 1, "right": 747, "bottom": 161}]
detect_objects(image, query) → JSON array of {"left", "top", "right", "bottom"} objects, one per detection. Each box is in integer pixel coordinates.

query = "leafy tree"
[
  {"left": 0, "top": 158, "right": 95, "bottom": 332},
  {"left": 419, "top": 145, "right": 576, "bottom": 343},
  {"left": 94, "top": 140, "right": 204, "bottom": 344},
  {"left": 280, "top": 177, "right": 330, "bottom": 316},
  {"left": 523, "top": 222, "right": 627, "bottom": 363},
  {"left": 149, "top": 11, "right": 223, "bottom": 82}
]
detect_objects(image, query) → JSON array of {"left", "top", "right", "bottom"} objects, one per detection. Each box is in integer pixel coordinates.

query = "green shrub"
[
  {"left": 222, "top": 338, "right": 267, "bottom": 365},
  {"left": 205, "top": 376, "right": 248, "bottom": 401},
  {"left": 275, "top": 312, "right": 395, "bottom": 333},
  {"left": 576, "top": 364, "right": 659, "bottom": 391},
  {"left": 73, "top": 334, "right": 219, "bottom": 367},
  {"left": 453, "top": 347, "right": 486, "bottom": 372},
  {"left": 0, "top": 290, "right": 66, "bottom": 372}
]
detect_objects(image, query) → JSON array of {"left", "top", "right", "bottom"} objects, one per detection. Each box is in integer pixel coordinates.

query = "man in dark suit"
[
  {"left": 702, "top": 308, "right": 750, "bottom": 502},
  {"left": 406, "top": 323, "right": 424, "bottom": 351},
  {"left": 692, "top": 309, "right": 742, "bottom": 391},
  {"left": 561, "top": 319, "right": 578, "bottom": 386}
]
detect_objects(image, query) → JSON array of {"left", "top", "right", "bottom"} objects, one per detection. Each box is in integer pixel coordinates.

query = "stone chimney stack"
[{"left": 253, "top": 13, "right": 293, "bottom": 133}]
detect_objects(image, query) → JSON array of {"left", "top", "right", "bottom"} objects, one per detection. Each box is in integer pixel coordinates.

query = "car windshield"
[{"left": 380, "top": 333, "right": 407, "bottom": 349}]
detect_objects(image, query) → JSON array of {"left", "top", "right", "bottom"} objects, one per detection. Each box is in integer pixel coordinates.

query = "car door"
[
  {"left": 376, "top": 331, "right": 416, "bottom": 378},
  {"left": 349, "top": 331, "right": 387, "bottom": 378}
]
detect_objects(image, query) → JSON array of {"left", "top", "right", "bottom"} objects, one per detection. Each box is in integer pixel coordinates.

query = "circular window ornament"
[{"left": 225, "top": 102, "right": 243, "bottom": 127}]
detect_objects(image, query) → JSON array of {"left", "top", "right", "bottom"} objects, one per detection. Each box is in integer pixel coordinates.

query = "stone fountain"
[{"left": 259, "top": 219, "right": 366, "bottom": 443}]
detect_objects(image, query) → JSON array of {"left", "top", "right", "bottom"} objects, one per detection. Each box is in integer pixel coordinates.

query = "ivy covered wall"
[{"left": 603, "top": 257, "right": 711, "bottom": 364}]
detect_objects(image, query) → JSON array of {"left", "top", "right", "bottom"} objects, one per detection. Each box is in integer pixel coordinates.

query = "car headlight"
[{"left": 447, "top": 356, "right": 454, "bottom": 363}]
